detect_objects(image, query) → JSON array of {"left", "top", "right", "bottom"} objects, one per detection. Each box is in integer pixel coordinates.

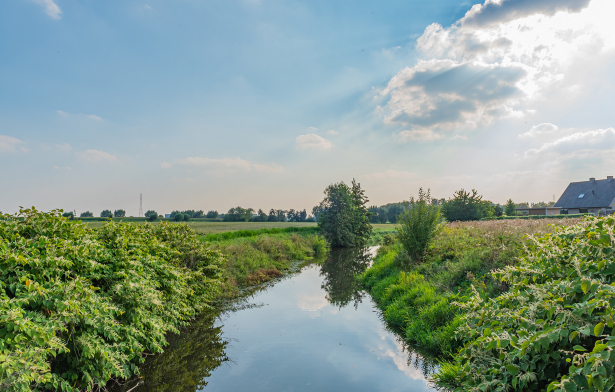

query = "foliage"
[
  {"left": 441, "top": 189, "right": 488, "bottom": 222},
  {"left": 531, "top": 201, "right": 556, "bottom": 207},
  {"left": 387, "top": 204, "right": 406, "bottom": 224},
  {"left": 433, "top": 216, "right": 615, "bottom": 392},
  {"left": 505, "top": 199, "right": 517, "bottom": 216},
  {"left": 100, "top": 210, "right": 113, "bottom": 218},
  {"left": 206, "top": 211, "right": 219, "bottom": 219},
  {"left": 251, "top": 209, "right": 268, "bottom": 222},
  {"left": 0, "top": 209, "right": 225, "bottom": 392},
  {"left": 79, "top": 211, "right": 93, "bottom": 218},
  {"left": 223, "top": 207, "right": 254, "bottom": 222},
  {"left": 113, "top": 209, "right": 126, "bottom": 218},
  {"left": 368, "top": 206, "right": 388, "bottom": 224},
  {"left": 286, "top": 209, "right": 308, "bottom": 222},
  {"left": 320, "top": 248, "right": 372, "bottom": 309},
  {"left": 174, "top": 213, "right": 185, "bottom": 222},
  {"left": 494, "top": 205, "right": 503, "bottom": 217},
  {"left": 483, "top": 213, "right": 589, "bottom": 221},
  {"left": 317, "top": 179, "right": 372, "bottom": 248},
  {"left": 144, "top": 210, "right": 158, "bottom": 222},
  {"left": 396, "top": 188, "right": 442, "bottom": 265},
  {"left": 202, "top": 226, "right": 319, "bottom": 242},
  {"left": 62, "top": 211, "right": 74, "bottom": 219},
  {"left": 171, "top": 210, "right": 204, "bottom": 219}
]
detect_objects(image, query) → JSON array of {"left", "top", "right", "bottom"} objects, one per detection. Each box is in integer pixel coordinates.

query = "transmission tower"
[{"left": 139, "top": 193, "right": 143, "bottom": 217}]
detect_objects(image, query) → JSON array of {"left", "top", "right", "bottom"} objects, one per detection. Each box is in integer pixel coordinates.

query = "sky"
[{"left": 1, "top": 0, "right": 614, "bottom": 216}]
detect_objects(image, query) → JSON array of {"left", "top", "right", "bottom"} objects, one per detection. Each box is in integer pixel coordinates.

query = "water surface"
[{"left": 112, "top": 248, "right": 436, "bottom": 392}]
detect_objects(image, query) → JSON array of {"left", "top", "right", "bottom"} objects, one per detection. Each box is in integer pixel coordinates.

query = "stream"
[{"left": 111, "top": 247, "right": 437, "bottom": 392}]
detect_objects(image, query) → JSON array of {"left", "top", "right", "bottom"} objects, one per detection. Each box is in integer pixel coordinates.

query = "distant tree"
[
  {"left": 531, "top": 201, "right": 555, "bottom": 208},
  {"left": 387, "top": 204, "right": 406, "bottom": 224},
  {"left": 378, "top": 207, "right": 388, "bottom": 223},
  {"left": 62, "top": 211, "right": 74, "bottom": 219},
  {"left": 504, "top": 199, "right": 516, "bottom": 216},
  {"left": 224, "top": 207, "right": 254, "bottom": 222},
  {"left": 494, "top": 205, "right": 504, "bottom": 217},
  {"left": 368, "top": 206, "right": 380, "bottom": 224},
  {"left": 516, "top": 202, "right": 529, "bottom": 208},
  {"left": 306, "top": 216, "right": 316, "bottom": 222},
  {"left": 100, "top": 210, "right": 113, "bottom": 218},
  {"left": 206, "top": 210, "right": 219, "bottom": 219},
  {"left": 441, "top": 189, "right": 484, "bottom": 222},
  {"left": 80, "top": 211, "right": 93, "bottom": 217},
  {"left": 193, "top": 210, "right": 204, "bottom": 218},
  {"left": 252, "top": 209, "right": 268, "bottom": 222},
  {"left": 170, "top": 211, "right": 181, "bottom": 219},
  {"left": 299, "top": 209, "right": 307, "bottom": 222},
  {"left": 183, "top": 214, "right": 190, "bottom": 221},
  {"left": 276, "top": 209, "right": 286, "bottom": 222},
  {"left": 145, "top": 210, "right": 158, "bottom": 221},
  {"left": 311, "top": 205, "right": 324, "bottom": 222},
  {"left": 267, "top": 209, "right": 278, "bottom": 222},
  {"left": 397, "top": 188, "right": 442, "bottom": 266},
  {"left": 114, "top": 209, "right": 126, "bottom": 218},
  {"left": 174, "top": 213, "right": 184, "bottom": 222},
  {"left": 317, "top": 179, "right": 372, "bottom": 248},
  {"left": 287, "top": 209, "right": 297, "bottom": 222}
]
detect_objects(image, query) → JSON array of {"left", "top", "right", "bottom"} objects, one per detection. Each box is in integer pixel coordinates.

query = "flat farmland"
[{"left": 84, "top": 221, "right": 397, "bottom": 234}]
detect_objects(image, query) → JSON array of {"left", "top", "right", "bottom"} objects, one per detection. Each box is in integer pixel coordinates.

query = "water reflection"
[
  {"left": 319, "top": 247, "right": 372, "bottom": 309},
  {"left": 108, "top": 311, "right": 228, "bottom": 392}
]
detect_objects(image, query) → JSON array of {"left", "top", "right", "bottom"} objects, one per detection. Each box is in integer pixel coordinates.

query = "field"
[{"left": 84, "top": 221, "right": 398, "bottom": 234}]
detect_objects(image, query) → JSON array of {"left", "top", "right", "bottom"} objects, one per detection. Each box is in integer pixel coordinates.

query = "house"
[{"left": 554, "top": 176, "right": 615, "bottom": 216}]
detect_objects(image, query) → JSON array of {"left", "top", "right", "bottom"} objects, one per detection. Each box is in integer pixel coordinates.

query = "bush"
[
  {"left": 113, "top": 209, "right": 126, "bottom": 218},
  {"left": 396, "top": 188, "right": 442, "bottom": 265},
  {"left": 0, "top": 209, "right": 225, "bottom": 392},
  {"left": 441, "top": 189, "right": 489, "bottom": 222},
  {"left": 174, "top": 213, "right": 184, "bottom": 222},
  {"left": 433, "top": 216, "right": 615, "bottom": 392}
]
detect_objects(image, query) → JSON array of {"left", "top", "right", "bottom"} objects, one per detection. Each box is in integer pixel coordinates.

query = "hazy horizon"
[{"left": 2, "top": 0, "right": 614, "bottom": 216}]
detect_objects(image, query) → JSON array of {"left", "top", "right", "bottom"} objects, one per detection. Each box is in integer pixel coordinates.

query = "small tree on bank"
[
  {"left": 317, "top": 179, "right": 372, "bottom": 248},
  {"left": 396, "top": 188, "right": 442, "bottom": 266}
]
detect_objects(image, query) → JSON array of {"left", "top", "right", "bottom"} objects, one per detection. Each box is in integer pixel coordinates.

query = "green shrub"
[
  {"left": 0, "top": 209, "right": 224, "bottom": 392},
  {"left": 396, "top": 188, "right": 442, "bottom": 265},
  {"left": 434, "top": 216, "right": 615, "bottom": 392}
]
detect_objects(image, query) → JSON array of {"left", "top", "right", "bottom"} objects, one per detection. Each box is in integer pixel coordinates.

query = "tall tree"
[
  {"left": 504, "top": 199, "right": 516, "bottom": 216},
  {"left": 317, "top": 179, "right": 372, "bottom": 248},
  {"left": 268, "top": 209, "right": 277, "bottom": 222},
  {"left": 206, "top": 210, "right": 219, "bottom": 219},
  {"left": 114, "top": 209, "right": 126, "bottom": 218},
  {"left": 100, "top": 210, "right": 112, "bottom": 218},
  {"left": 80, "top": 211, "right": 93, "bottom": 217},
  {"left": 441, "top": 189, "right": 484, "bottom": 222}
]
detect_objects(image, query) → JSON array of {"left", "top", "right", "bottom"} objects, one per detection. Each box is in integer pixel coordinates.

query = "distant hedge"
[{"left": 481, "top": 213, "right": 590, "bottom": 221}]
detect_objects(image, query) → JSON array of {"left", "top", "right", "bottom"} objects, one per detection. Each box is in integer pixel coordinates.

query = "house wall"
[{"left": 567, "top": 209, "right": 580, "bottom": 214}]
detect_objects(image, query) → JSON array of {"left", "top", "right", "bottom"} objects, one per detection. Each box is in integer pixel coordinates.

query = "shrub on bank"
[
  {"left": 0, "top": 209, "right": 225, "bottom": 392},
  {"left": 433, "top": 216, "right": 615, "bottom": 392}
]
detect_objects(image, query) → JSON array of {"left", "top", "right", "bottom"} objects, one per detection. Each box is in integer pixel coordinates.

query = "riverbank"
[{"left": 359, "top": 218, "right": 584, "bottom": 355}]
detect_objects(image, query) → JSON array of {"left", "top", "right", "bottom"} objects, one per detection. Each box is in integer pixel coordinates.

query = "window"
[
  {"left": 561, "top": 209, "right": 568, "bottom": 215},
  {"left": 578, "top": 194, "right": 585, "bottom": 198},
  {"left": 580, "top": 208, "right": 588, "bottom": 214}
]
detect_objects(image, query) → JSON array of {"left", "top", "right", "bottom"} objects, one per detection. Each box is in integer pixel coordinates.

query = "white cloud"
[
  {"left": 379, "top": 0, "right": 615, "bottom": 136},
  {"left": 295, "top": 134, "right": 333, "bottom": 150},
  {"left": 30, "top": 0, "right": 62, "bottom": 20},
  {"left": 0, "top": 135, "right": 24, "bottom": 152},
  {"left": 361, "top": 169, "right": 415, "bottom": 180},
  {"left": 160, "top": 162, "right": 171, "bottom": 169},
  {"left": 77, "top": 149, "right": 117, "bottom": 162},
  {"left": 53, "top": 166, "right": 72, "bottom": 170},
  {"left": 525, "top": 127, "right": 615, "bottom": 156},
  {"left": 56, "top": 143, "right": 72, "bottom": 151},
  {"left": 57, "top": 110, "right": 68, "bottom": 116},
  {"left": 178, "top": 157, "right": 283, "bottom": 173},
  {"left": 395, "top": 130, "right": 443, "bottom": 142},
  {"left": 327, "top": 130, "right": 339, "bottom": 135},
  {"left": 519, "top": 123, "right": 559, "bottom": 138},
  {"left": 86, "top": 114, "right": 103, "bottom": 121}
]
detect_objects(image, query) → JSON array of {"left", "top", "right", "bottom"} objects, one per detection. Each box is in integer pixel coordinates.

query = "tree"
[
  {"left": 145, "top": 210, "right": 158, "bottom": 221},
  {"left": 311, "top": 205, "right": 324, "bottom": 222},
  {"left": 396, "top": 188, "right": 442, "bottom": 266},
  {"left": 494, "top": 205, "right": 504, "bottom": 217},
  {"left": 267, "top": 209, "right": 277, "bottom": 222},
  {"left": 440, "top": 189, "right": 484, "bottom": 222},
  {"left": 114, "top": 209, "right": 126, "bottom": 218},
  {"left": 100, "top": 210, "right": 112, "bottom": 218},
  {"left": 206, "top": 210, "right": 218, "bottom": 219},
  {"left": 504, "top": 199, "right": 516, "bottom": 216},
  {"left": 223, "top": 207, "right": 254, "bottom": 222},
  {"left": 317, "top": 179, "right": 372, "bottom": 248},
  {"left": 275, "top": 209, "right": 286, "bottom": 222},
  {"left": 387, "top": 204, "right": 406, "bottom": 224},
  {"left": 174, "top": 213, "right": 185, "bottom": 222},
  {"left": 80, "top": 211, "right": 93, "bottom": 218},
  {"left": 62, "top": 211, "right": 74, "bottom": 219},
  {"left": 299, "top": 209, "right": 307, "bottom": 222},
  {"left": 193, "top": 210, "right": 204, "bottom": 218},
  {"left": 183, "top": 214, "right": 190, "bottom": 221},
  {"left": 531, "top": 201, "right": 555, "bottom": 208},
  {"left": 252, "top": 209, "right": 268, "bottom": 222}
]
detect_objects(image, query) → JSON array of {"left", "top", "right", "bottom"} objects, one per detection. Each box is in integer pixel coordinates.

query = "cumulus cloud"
[
  {"left": 295, "top": 134, "right": 333, "bottom": 150},
  {"left": 361, "top": 169, "right": 415, "bottom": 180},
  {"left": 0, "top": 135, "right": 24, "bottom": 152},
  {"left": 178, "top": 157, "right": 283, "bottom": 173},
  {"left": 525, "top": 127, "right": 615, "bottom": 156},
  {"left": 77, "top": 149, "right": 117, "bottom": 162},
  {"left": 395, "top": 129, "right": 443, "bottom": 142},
  {"left": 30, "top": 0, "right": 62, "bottom": 20},
  {"left": 160, "top": 162, "right": 171, "bottom": 169},
  {"left": 379, "top": 0, "right": 615, "bottom": 136},
  {"left": 519, "top": 123, "right": 559, "bottom": 138}
]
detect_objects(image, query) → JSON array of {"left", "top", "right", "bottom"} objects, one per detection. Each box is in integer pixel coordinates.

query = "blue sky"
[{"left": 1, "top": 0, "right": 614, "bottom": 216}]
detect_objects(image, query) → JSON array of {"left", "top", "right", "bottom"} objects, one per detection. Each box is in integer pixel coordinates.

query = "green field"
[{"left": 84, "top": 221, "right": 398, "bottom": 234}]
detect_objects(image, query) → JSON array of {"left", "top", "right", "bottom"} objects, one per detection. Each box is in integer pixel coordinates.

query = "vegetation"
[
  {"left": 396, "top": 188, "right": 442, "bottom": 265},
  {"left": 79, "top": 211, "right": 93, "bottom": 218},
  {"left": 0, "top": 209, "right": 225, "bottom": 392},
  {"left": 433, "top": 217, "right": 615, "bottom": 392},
  {"left": 359, "top": 218, "right": 582, "bottom": 356},
  {"left": 484, "top": 213, "right": 589, "bottom": 220},
  {"left": 505, "top": 199, "right": 517, "bottom": 216},
  {"left": 223, "top": 207, "right": 254, "bottom": 222},
  {"left": 113, "top": 209, "right": 125, "bottom": 218},
  {"left": 316, "top": 179, "right": 372, "bottom": 248},
  {"left": 100, "top": 209, "right": 113, "bottom": 218},
  {"left": 201, "top": 226, "right": 318, "bottom": 242},
  {"left": 441, "top": 189, "right": 494, "bottom": 222},
  {"left": 206, "top": 211, "right": 219, "bottom": 219},
  {"left": 171, "top": 210, "right": 205, "bottom": 219},
  {"left": 62, "top": 211, "right": 74, "bottom": 219}
]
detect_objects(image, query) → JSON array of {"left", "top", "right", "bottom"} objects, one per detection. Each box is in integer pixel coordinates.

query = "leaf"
[
  {"left": 594, "top": 323, "right": 605, "bottom": 337},
  {"left": 581, "top": 280, "right": 590, "bottom": 295},
  {"left": 484, "top": 328, "right": 491, "bottom": 337},
  {"left": 573, "top": 345, "right": 587, "bottom": 351},
  {"left": 506, "top": 365, "right": 519, "bottom": 376}
]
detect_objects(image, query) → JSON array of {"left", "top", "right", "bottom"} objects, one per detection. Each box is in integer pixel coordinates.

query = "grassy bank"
[
  {"left": 85, "top": 220, "right": 318, "bottom": 233},
  {"left": 359, "top": 218, "right": 583, "bottom": 356}
]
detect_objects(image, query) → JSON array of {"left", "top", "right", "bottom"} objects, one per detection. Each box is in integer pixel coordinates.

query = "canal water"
[{"left": 112, "top": 247, "right": 437, "bottom": 392}]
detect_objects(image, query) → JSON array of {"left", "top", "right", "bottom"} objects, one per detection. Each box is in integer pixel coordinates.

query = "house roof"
[{"left": 554, "top": 178, "right": 615, "bottom": 209}]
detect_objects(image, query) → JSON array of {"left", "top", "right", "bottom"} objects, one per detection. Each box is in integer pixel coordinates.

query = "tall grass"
[
  {"left": 359, "top": 218, "right": 583, "bottom": 355},
  {"left": 202, "top": 226, "right": 319, "bottom": 242}
]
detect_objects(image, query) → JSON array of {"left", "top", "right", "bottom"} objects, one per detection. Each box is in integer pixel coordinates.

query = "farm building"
[{"left": 554, "top": 176, "right": 615, "bottom": 216}]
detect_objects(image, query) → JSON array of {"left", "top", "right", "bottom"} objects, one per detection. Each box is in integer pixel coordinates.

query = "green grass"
[
  {"left": 85, "top": 220, "right": 318, "bottom": 234},
  {"left": 201, "top": 226, "right": 319, "bottom": 242}
]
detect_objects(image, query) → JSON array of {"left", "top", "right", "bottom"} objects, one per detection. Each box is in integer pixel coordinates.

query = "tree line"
[{"left": 221, "top": 207, "right": 313, "bottom": 222}]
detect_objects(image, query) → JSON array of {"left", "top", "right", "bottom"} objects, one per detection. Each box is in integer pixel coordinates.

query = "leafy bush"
[
  {"left": 441, "top": 189, "right": 487, "bottom": 222},
  {"left": 433, "top": 216, "right": 615, "bottom": 392},
  {"left": 0, "top": 209, "right": 224, "bottom": 392},
  {"left": 396, "top": 188, "right": 442, "bottom": 265}
]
